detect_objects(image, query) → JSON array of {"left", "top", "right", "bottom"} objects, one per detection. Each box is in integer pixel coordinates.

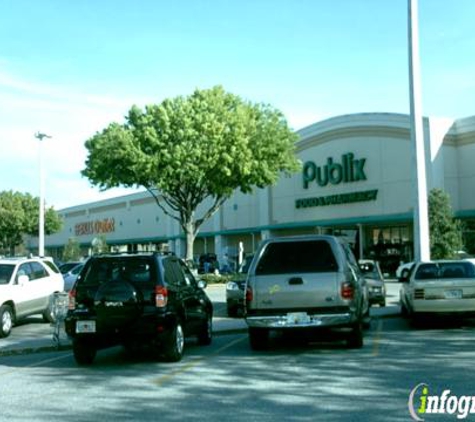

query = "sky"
[{"left": 1, "top": 0, "right": 474, "bottom": 210}]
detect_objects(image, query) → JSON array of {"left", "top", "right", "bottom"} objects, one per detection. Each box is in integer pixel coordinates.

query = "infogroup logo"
[{"left": 408, "top": 383, "right": 475, "bottom": 420}]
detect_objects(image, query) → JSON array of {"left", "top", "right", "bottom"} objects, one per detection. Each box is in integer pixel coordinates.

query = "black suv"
[{"left": 65, "top": 252, "right": 213, "bottom": 365}]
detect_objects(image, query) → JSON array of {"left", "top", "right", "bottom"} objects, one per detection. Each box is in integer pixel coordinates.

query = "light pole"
[
  {"left": 35, "top": 132, "right": 52, "bottom": 257},
  {"left": 408, "top": 0, "right": 430, "bottom": 262}
]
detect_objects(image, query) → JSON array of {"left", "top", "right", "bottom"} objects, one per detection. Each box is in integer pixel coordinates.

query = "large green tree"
[
  {"left": 63, "top": 237, "right": 82, "bottom": 262},
  {"left": 428, "top": 188, "right": 464, "bottom": 259},
  {"left": 0, "top": 191, "right": 62, "bottom": 255},
  {"left": 82, "top": 86, "right": 300, "bottom": 259}
]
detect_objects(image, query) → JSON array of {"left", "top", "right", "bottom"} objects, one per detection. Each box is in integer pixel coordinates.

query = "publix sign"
[
  {"left": 303, "top": 152, "right": 367, "bottom": 189},
  {"left": 296, "top": 152, "right": 378, "bottom": 209}
]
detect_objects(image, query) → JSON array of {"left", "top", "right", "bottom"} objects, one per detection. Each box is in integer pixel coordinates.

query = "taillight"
[
  {"left": 155, "top": 286, "right": 168, "bottom": 308},
  {"left": 245, "top": 285, "right": 253, "bottom": 303},
  {"left": 68, "top": 289, "right": 76, "bottom": 310},
  {"left": 341, "top": 282, "right": 354, "bottom": 300}
]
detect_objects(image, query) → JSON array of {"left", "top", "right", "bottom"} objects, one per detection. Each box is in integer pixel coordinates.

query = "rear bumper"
[
  {"left": 64, "top": 311, "right": 175, "bottom": 342},
  {"left": 246, "top": 312, "right": 354, "bottom": 329},
  {"left": 412, "top": 298, "right": 475, "bottom": 314}
]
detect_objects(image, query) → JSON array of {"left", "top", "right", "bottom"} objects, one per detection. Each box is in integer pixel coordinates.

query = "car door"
[
  {"left": 29, "top": 261, "right": 53, "bottom": 312},
  {"left": 167, "top": 258, "right": 204, "bottom": 334},
  {"left": 178, "top": 259, "right": 209, "bottom": 329},
  {"left": 14, "top": 263, "right": 37, "bottom": 318}
]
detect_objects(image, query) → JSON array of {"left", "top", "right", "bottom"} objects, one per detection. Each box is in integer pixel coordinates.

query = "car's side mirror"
[
  {"left": 399, "top": 269, "right": 410, "bottom": 282},
  {"left": 18, "top": 275, "right": 29, "bottom": 286}
]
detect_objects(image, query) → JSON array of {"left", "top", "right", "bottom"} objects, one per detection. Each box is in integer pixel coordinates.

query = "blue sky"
[{"left": 1, "top": 0, "right": 474, "bottom": 209}]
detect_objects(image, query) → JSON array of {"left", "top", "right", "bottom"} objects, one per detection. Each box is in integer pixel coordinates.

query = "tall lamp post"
[
  {"left": 35, "top": 132, "right": 52, "bottom": 256},
  {"left": 408, "top": 0, "right": 430, "bottom": 262}
]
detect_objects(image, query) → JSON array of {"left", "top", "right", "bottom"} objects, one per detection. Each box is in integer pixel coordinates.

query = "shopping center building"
[{"left": 40, "top": 112, "right": 475, "bottom": 275}]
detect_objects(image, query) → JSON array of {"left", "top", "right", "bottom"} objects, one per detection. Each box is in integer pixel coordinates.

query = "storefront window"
[{"left": 366, "top": 225, "right": 412, "bottom": 276}]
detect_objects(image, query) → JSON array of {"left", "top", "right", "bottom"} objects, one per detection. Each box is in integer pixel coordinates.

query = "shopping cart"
[{"left": 51, "top": 292, "right": 70, "bottom": 349}]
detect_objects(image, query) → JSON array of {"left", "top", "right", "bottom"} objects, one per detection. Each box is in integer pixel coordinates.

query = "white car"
[
  {"left": 0, "top": 257, "right": 64, "bottom": 337},
  {"left": 400, "top": 260, "right": 475, "bottom": 320}
]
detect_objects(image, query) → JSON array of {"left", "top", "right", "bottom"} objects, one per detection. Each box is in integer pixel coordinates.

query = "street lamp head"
[{"left": 35, "top": 132, "right": 52, "bottom": 141}]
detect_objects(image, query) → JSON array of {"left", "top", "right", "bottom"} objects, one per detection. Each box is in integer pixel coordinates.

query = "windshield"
[
  {"left": 359, "top": 262, "right": 378, "bottom": 277},
  {"left": 415, "top": 262, "right": 475, "bottom": 280},
  {"left": 0, "top": 264, "right": 15, "bottom": 285}
]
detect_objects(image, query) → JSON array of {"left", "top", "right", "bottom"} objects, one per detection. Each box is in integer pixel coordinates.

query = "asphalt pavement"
[{"left": 0, "top": 282, "right": 401, "bottom": 357}]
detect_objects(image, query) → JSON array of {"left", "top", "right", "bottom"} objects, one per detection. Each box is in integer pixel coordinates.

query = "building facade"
[{"left": 39, "top": 112, "right": 475, "bottom": 275}]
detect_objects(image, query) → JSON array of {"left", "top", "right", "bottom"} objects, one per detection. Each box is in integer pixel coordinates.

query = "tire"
[
  {"left": 347, "top": 321, "right": 364, "bottom": 349},
  {"left": 197, "top": 315, "right": 212, "bottom": 346},
  {"left": 73, "top": 339, "right": 96, "bottom": 365},
  {"left": 249, "top": 327, "right": 269, "bottom": 351},
  {"left": 42, "top": 295, "right": 56, "bottom": 323},
  {"left": 163, "top": 322, "right": 185, "bottom": 362},
  {"left": 93, "top": 279, "right": 143, "bottom": 333},
  {"left": 380, "top": 299, "right": 386, "bottom": 307},
  {"left": 0, "top": 305, "right": 14, "bottom": 338}
]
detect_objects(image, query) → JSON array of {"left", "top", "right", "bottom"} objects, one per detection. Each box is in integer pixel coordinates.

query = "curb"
[{"left": 0, "top": 311, "right": 402, "bottom": 357}]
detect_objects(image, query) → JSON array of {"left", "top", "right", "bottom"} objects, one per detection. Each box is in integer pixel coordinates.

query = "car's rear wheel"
[
  {"left": 163, "top": 322, "right": 185, "bottom": 362},
  {"left": 249, "top": 327, "right": 269, "bottom": 351},
  {"left": 197, "top": 314, "right": 212, "bottom": 346},
  {"left": 73, "top": 339, "right": 96, "bottom": 365},
  {"left": 347, "top": 321, "right": 363, "bottom": 349},
  {"left": 0, "top": 305, "right": 13, "bottom": 338}
]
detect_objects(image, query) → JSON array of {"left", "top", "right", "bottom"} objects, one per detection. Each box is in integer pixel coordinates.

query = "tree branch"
[
  {"left": 194, "top": 195, "right": 228, "bottom": 231},
  {"left": 146, "top": 187, "right": 180, "bottom": 223}
]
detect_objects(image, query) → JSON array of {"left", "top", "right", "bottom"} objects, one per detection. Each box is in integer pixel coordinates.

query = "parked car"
[
  {"left": 65, "top": 252, "right": 213, "bottom": 365},
  {"left": 359, "top": 259, "right": 386, "bottom": 307},
  {"left": 0, "top": 256, "right": 64, "bottom": 337},
  {"left": 225, "top": 254, "right": 254, "bottom": 317},
  {"left": 399, "top": 260, "right": 475, "bottom": 321},
  {"left": 245, "top": 235, "right": 369, "bottom": 350},
  {"left": 59, "top": 261, "right": 81, "bottom": 274},
  {"left": 396, "top": 261, "right": 414, "bottom": 279},
  {"left": 63, "top": 262, "right": 85, "bottom": 292}
]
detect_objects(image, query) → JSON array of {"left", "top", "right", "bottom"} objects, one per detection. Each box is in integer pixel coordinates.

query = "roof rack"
[{"left": 90, "top": 251, "right": 176, "bottom": 257}]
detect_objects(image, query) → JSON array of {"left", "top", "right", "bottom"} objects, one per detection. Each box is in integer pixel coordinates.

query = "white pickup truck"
[{"left": 0, "top": 257, "right": 64, "bottom": 337}]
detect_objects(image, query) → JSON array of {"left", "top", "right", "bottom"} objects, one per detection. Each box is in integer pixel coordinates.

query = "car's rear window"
[
  {"left": 255, "top": 240, "right": 338, "bottom": 275},
  {"left": 81, "top": 257, "right": 154, "bottom": 286},
  {"left": 415, "top": 262, "right": 475, "bottom": 280}
]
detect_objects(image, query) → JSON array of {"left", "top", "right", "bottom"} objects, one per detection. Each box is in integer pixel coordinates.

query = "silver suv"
[
  {"left": 245, "top": 235, "right": 369, "bottom": 350},
  {"left": 0, "top": 257, "right": 64, "bottom": 337}
]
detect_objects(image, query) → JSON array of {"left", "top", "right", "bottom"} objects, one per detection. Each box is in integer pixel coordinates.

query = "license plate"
[
  {"left": 76, "top": 320, "right": 96, "bottom": 333},
  {"left": 287, "top": 312, "right": 310, "bottom": 324},
  {"left": 444, "top": 289, "right": 462, "bottom": 299}
]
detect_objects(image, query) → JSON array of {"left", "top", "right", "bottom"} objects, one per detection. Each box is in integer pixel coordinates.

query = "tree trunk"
[{"left": 184, "top": 219, "right": 196, "bottom": 262}]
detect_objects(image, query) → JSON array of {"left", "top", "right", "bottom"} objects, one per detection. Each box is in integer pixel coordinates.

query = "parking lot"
[{"left": 2, "top": 282, "right": 475, "bottom": 421}]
